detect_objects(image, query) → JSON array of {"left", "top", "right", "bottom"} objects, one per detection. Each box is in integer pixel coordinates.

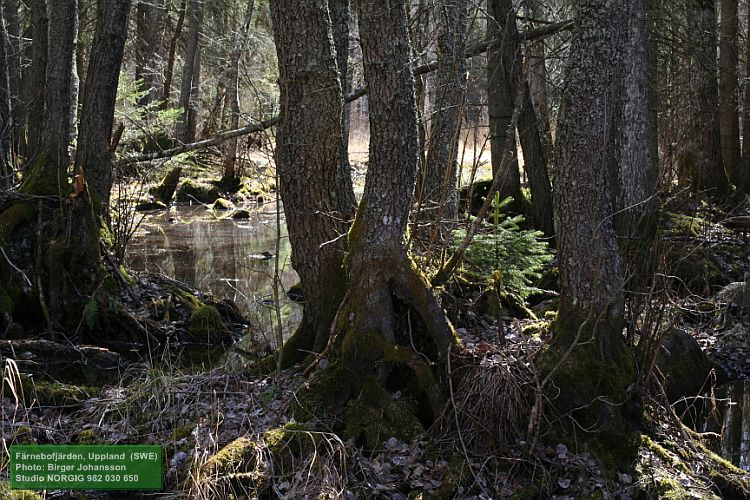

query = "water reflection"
[{"left": 127, "top": 204, "right": 302, "bottom": 346}]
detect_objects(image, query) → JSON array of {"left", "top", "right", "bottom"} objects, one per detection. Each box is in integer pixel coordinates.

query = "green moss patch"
[{"left": 176, "top": 179, "right": 220, "bottom": 204}]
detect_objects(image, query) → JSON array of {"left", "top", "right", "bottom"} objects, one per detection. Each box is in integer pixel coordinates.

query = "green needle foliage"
[{"left": 452, "top": 195, "right": 553, "bottom": 299}]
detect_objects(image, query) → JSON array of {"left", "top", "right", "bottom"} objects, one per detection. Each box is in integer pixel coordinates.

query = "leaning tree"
[{"left": 272, "top": 0, "right": 459, "bottom": 444}]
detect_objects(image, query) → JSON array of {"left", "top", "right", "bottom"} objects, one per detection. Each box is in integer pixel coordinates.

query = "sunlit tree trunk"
[
  {"left": 163, "top": 0, "right": 186, "bottom": 105},
  {"left": 75, "top": 0, "right": 132, "bottom": 213},
  {"left": 176, "top": 0, "right": 203, "bottom": 142},
  {"left": 270, "top": 0, "right": 349, "bottom": 365},
  {"left": 222, "top": 0, "right": 255, "bottom": 180},
  {"left": 550, "top": 1, "right": 637, "bottom": 444}
]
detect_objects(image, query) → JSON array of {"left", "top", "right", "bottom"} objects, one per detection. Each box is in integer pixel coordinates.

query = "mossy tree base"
[
  {"left": 292, "top": 251, "right": 460, "bottom": 449},
  {"left": 539, "top": 311, "right": 641, "bottom": 471}
]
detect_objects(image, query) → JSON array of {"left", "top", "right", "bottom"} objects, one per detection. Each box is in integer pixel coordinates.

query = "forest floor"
[{"left": 2, "top": 158, "right": 750, "bottom": 498}]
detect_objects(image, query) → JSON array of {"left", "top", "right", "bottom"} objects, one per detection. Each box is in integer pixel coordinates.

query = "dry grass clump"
[{"left": 441, "top": 340, "right": 540, "bottom": 455}]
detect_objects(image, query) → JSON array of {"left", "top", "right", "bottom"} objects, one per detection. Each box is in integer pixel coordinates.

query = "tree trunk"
[
  {"left": 35, "top": 0, "right": 78, "bottom": 181},
  {"left": 135, "top": 0, "right": 165, "bottom": 109},
  {"left": 0, "top": 0, "right": 141, "bottom": 344},
  {"left": 327, "top": 0, "right": 456, "bottom": 444},
  {"left": 719, "top": 0, "right": 740, "bottom": 187},
  {"left": 0, "top": 1, "right": 13, "bottom": 186},
  {"left": 740, "top": 0, "right": 750, "bottom": 194},
  {"left": 329, "top": 0, "right": 356, "bottom": 220},
  {"left": 524, "top": 0, "right": 553, "bottom": 160},
  {"left": 270, "top": 0, "right": 349, "bottom": 366},
  {"left": 176, "top": 0, "right": 203, "bottom": 143},
  {"left": 615, "top": 0, "right": 657, "bottom": 234},
  {"left": 163, "top": 0, "right": 187, "bottom": 105},
  {"left": 486, "top": 0, "right": 522, "bottom": 212},
  {"left": 420, "top": 0, "right": 467, "bottom": 221},
  {"left": 222, "top": 0, "right": 254, "bottom": 180},
  {"left": 681, "top": 0, "right": 730, "bottom": 196},
  {"left": 2, "top": 0, "right": 23, "bottom": 157},
  {"left": 26, "top": 0, "right": 48, "bottom": 159},
  {"left": 549, "top": 0, "right": 638, "bottom": 451},
  {"left": 517, "top": 82, "right": 554, "bottom": 238},
  {"left": 75, "top": 0, "right": 132, "bottom": 213}
]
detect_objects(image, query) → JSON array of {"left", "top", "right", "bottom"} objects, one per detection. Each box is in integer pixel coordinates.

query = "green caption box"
[{"left": 9, "top": 445, "right": 163, "bottom": 490}]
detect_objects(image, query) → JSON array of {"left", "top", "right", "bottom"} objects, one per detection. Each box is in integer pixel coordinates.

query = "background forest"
[{"left": 0, "top": 0, "right": 749, "bottom": 498}]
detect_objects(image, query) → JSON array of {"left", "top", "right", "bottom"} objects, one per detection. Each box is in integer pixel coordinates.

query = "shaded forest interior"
[{"left": 0, "top": 0, "right": 750, "bottom": 498}]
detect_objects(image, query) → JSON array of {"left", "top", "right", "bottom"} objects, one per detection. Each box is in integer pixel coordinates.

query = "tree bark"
[
  {"left": 75, "top": 0, "right": 132, "bottom": 213},
  {"left": 615, "top": 0, "right": 657, "bottom": 234},
  {"left": 26, "top": 0, "right": 48, "bottom": 160},
  {"left": 221, "top": 0, "right": 254, "bottom": 180},
  {"left": 524, "top": 0, "right": 553, "bottom": 161},
  {"left": 420, "top": 0, "right": 467, "bottom": 221},
  {"left": 487, "top": 0, "right": 522, "bottom": 212},
  {"left": 0, "top": 0, "right": 13, "bottom": 186},
  {"left": 740, "top": 0, "right": 750, "bottom": 194},
  {"left": 719, "top": 0, "right": 740, "bottom": 187},
  {"left": 135, "top": 0, "right": 165, "bottom": 109},
  {"left": 517, "top": 82, "right": 554, "bottom": 238},
  {"left": 2, "top": 0, "right": 22, "bottom": 157},
  {"left": 270, "top": 0, "right": 349, "bottom": 364},
  {"left": 176, "top": 0, "right": 203, "bottom": 142},
  {"left": 329, "top": 0, "right": 356, "bottom": 219},
  {"left": 681, "top": 0, "right": 730, "bottom": 196},
  {"left": 548, "top": 0, "right": 638, "bottom": 452},
  {"left": 163, "top": 0, "right": 186, "bottom": 105},
  {"left": 37, "top": 0, "right": 77, "bottom": 182},
  {"left": 554, "top": 0, "right": 626, "bottom": 346}
]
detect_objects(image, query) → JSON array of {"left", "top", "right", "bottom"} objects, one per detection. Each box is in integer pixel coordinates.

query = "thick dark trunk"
[
  {"left": 329, "top": 0, "right": 356, "bottom": 220},
  {"left": 222, "top": 0, "right": 254, "bottom": 180},
  {"left": 420, "top": 0, "right": 467, "bottom": 221},
  {"left": 517, "top": 82, "right": 554, "bottom": 239},
  {"left": 176, "top": 0, "right": 203, "bottom": 142},
  {"left": 615, "top": 0, "right": 658, "bottom": 235},
  {"left": 554, "top": 0, "right": 626, "bottom": 346},
  {"left": 740, "top": 0, "right": 750, "bottom": 194},
  {"left": 486, "top": 0, "right": 522, "bottom": 212},
  {"left": 548, "top": 0, "right": 638, "bottom": 460},
  {"left": 270, "top": 0, "right": 348, "bottom": 365},
  {"left": 75, "top": 0, "right": 132, "bottom": 213},
  {"left": 719, "top": 0, "right": 740, "bottom": 187},
  {"left": 681, "top": 0, "right": 729, "bottom": 195}
]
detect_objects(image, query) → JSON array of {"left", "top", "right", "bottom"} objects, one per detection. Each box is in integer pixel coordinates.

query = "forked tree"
[{"left": 272, "top": 0, "right": 459, "bottom": 443}]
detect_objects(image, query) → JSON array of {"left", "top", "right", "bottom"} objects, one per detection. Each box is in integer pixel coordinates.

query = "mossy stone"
[
  {"left": 210, "top": 198, "right": 233, "bottom": 210},
  {"left": 176, "top": 179, "right": 220, "bottom": 204},
  {"left": 187, "top": 304, "right": 228, "bottom": 345}
]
